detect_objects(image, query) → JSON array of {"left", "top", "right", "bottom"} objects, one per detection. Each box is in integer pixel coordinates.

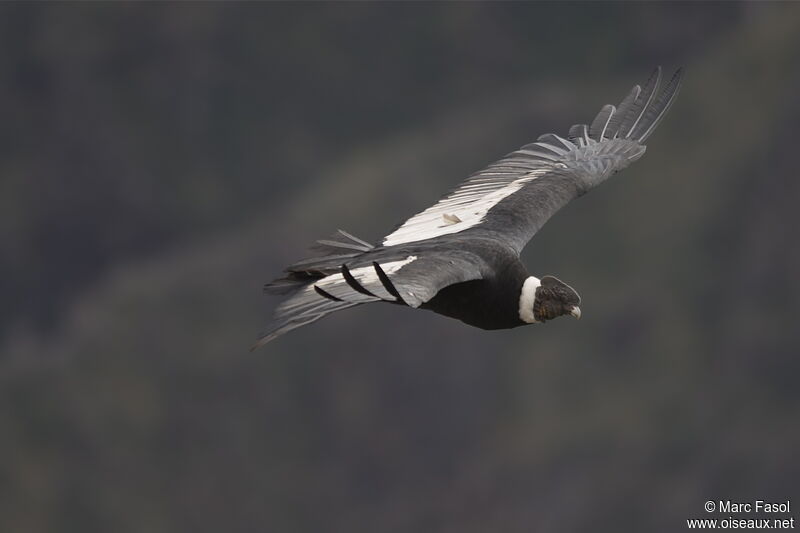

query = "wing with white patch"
[
  {"left": 252, "top": 249, "right": 489, "bottom": 348},
  {"left": 381, "top": 248, "right": 489, "bottom": 308},
  {"left": 381, "top": 67, "right": 683, "bottom": 253}
]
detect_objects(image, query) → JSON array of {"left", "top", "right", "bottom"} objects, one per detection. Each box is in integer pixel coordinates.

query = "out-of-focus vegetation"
[{"left": 1, "top": 3, "right": 798, "bottom": 532}]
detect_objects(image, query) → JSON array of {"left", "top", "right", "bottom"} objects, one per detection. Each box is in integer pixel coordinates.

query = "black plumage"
[{"left": 254, "top": 68, "right": 683, "bottom": 349}]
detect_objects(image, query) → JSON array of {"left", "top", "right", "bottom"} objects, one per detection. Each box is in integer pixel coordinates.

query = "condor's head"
[{"left": 519, "top": 275, "right": 582, "bottom": 324}]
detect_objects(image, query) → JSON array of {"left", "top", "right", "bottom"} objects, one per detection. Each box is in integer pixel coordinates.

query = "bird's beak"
[{"left": 570, "top": 306, "right": 582, "bottom": 319}]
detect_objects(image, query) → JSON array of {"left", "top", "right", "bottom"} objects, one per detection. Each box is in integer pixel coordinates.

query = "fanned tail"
[{"left": 256, "top": 229, "right": 377, "bottom": 349}]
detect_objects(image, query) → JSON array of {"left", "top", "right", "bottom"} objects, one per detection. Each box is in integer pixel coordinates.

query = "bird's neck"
[{"left": 518, "top": 275, "right": 541, "bottom": 324}]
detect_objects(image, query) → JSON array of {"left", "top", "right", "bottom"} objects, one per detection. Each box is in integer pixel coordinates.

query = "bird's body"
[
  {"left": 254, "top": 67, "right": 682, "bottom": 349},
  {"left": 420, "top": 242, "right": 528, "bottom": 330}
]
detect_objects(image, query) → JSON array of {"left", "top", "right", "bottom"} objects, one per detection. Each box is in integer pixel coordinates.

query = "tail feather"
[
  {"left": 255, "top": 229, "right": 375, "bottom": 349},
  {"left": 251, "top": 295, "right": 361, "bottom": 350}
]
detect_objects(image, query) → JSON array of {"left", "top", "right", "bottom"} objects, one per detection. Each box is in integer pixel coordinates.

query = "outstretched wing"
[
  {"left": 381, "top": 67, "right": 683, "bottom": 254},
  {"left": 252, "top": 247, "right": 489, "bottom": 349}
]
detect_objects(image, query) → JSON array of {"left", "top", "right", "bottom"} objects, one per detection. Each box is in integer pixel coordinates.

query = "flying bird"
[{"left": 254, "top": 67, "right": 683, "bottom": 349}]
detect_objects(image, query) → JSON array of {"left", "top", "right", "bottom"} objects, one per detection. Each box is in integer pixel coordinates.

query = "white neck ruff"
[{"left": 518, "top": 276, "right": 541, "bottom": 324}]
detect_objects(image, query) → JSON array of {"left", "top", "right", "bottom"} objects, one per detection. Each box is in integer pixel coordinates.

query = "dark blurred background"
[{"left": 1, "top": 2, "right": 798, "bottom": 532}]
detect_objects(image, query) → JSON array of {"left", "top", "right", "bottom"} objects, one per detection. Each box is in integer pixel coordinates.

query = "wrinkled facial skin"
[{"left": 533, "top": 275, "right": 582, "bottom": 322}]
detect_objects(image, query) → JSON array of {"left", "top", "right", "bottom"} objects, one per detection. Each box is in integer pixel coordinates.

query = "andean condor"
[{"left": 254, "top": 67, "right": 683, "bottom": 349}]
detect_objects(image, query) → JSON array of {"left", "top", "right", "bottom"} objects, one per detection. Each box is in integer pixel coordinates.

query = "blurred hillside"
[{"left": 1, "top": 3, "right": 799, "bottom": 533}]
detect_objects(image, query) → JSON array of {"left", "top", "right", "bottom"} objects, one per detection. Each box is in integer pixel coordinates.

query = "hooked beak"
[{"left": 570, "top": 306, "right": 582, "bottom": 320}]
